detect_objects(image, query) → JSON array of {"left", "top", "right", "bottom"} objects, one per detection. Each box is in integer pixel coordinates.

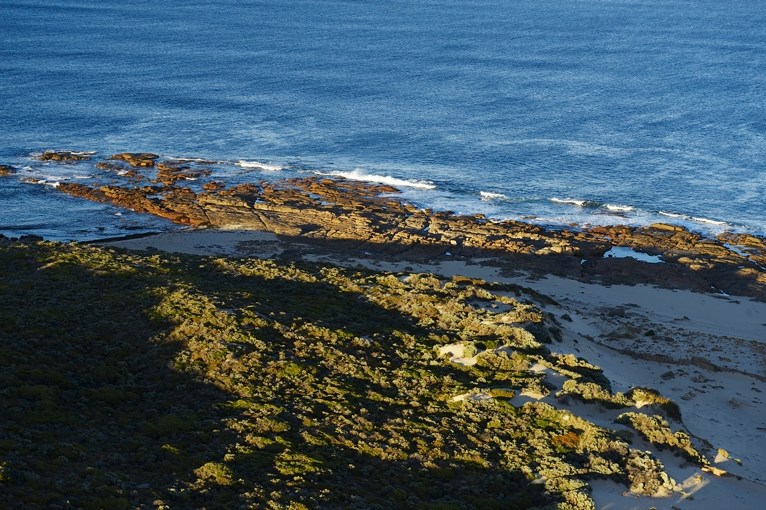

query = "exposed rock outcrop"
[
  {"left": 42, "top": 151, "right": 766, "bottom": 301},
  {"left": 38, "top": 150, "right": 92, "bottom": 162},
  {"left": 108, "top": 152, "right": 160, "bottom": 167},
  {"left": 154, "top": 161, "right": 212, "bottom": 186}
]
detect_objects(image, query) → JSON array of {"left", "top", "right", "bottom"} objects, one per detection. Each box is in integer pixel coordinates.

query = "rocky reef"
[{"left": 33, "top": 151, "right": 764, "bottom": 301}]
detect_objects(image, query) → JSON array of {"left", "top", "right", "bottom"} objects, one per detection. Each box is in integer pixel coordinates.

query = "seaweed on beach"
[{"left": 0, "top": 238, "right": 690, "bottom": 509}]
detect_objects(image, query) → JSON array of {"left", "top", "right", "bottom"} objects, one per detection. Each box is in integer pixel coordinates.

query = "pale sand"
[
  {"left": 100, "top": 229, "right": 766, "bottom": 509},
  {"left": 102, "top": 229, "right": 284, "bottom": 257}
]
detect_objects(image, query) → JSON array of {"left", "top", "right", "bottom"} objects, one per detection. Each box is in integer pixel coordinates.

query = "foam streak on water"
[{"left": 1, "top": 0, "right": 765, "bottom": 240}]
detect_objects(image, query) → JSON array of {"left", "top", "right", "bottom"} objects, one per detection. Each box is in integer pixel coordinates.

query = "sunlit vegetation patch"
[{"left": 0, "top": 238, "right": 690, "bottom": 509}]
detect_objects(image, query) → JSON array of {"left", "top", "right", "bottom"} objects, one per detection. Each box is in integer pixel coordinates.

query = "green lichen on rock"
[
  {"left": 626, "top": 387, "right": 683, "bottom": 422},
  {"left": 557, "top": 379, "right": 632, "bottom": 408},
  {"left": 616, "top": 412, "right": 707, "bottom": 465}
]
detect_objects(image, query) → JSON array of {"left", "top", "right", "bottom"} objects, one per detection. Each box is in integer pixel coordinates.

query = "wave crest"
[
  {"left": 550, "top": 197, "right": 595, "bottom": 207},
  {"left": 480, "top": 191, "right": 508, "bottom": 201},
  {"left": 236, "top": 160, "right": 283, "bottom": 171},
  {"left": 604, "top": 203, "right": 634, "bottom": 212},
  {"left": 316, "top": 169, "right": 436, "bottom": 190}
]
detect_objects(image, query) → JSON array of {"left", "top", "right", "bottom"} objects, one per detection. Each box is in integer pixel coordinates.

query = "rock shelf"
[{"left": 36, "top": 151, "right": 764, "bottom": 301}]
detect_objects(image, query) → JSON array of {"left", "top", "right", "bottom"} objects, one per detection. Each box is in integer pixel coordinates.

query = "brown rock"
[
  {"left": 649, "top": 223, "right": 687, "bottom": 232},
  {"left": 38, "top": 150, "right": 92, "bottom": 162},
  {"left": 0, "top": 164, "right": 16, "bottom": 176},
  {"left": 154, "top": 162, "right": 212, "bottom": 185},
  {"left": 109, "top": 152, "right": 160, "bottom": 167},
  {"left": 46, "top": 153, "right": 766, "bottom": 302},
  {"left": 203, "top": 181, "right": 225, "bottom": 191}
]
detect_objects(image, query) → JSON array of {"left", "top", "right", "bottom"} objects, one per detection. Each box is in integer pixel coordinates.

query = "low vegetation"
[{"left": 0, "top": 238, "right": 697, "bottom": 508}]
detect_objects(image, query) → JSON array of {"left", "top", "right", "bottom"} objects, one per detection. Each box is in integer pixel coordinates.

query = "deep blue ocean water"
[{"left": 2, "top": 0, "right": 765, "bottom": 241}]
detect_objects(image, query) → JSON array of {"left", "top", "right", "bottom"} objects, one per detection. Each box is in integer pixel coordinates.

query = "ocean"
[{"left": 1, "top": 0, "right": 765, "bottom": 241}]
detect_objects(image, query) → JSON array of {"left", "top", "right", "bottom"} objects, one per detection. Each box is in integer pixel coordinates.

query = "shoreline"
[
  {"left": 4, "top": 150, "right": 766, "bottom": 255},
  {"left": 31, "top": 152, "right": 764, "bottom": 299},
  {"left": 5, "top": 147, "right": 766, "bottom": 241}
]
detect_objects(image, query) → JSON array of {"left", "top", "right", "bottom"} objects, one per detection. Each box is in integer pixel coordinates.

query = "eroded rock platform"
[{"left": 30, "top": 150, "right": 766, "bottom": 301}]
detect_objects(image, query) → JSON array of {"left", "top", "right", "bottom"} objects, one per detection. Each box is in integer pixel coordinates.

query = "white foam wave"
[
  {"left": 604, "top": 203, "right": 634, "bottom": 212},
  {"left": 30, "top": 150, "right": 96, "bottom": 158},
  {"left": 691, "top": 216, "right": 728, "bottom": 226},
  {"left": 236, "top": 160, "right": 283, "bottom": 171},
  {"left": 39, "top": 180, "right": 61, "bottom": 188},
  {"left": 661, "top": 211, "right": 729, "bottom": 227},
  {"left": 551, "top": 197, "right": 587, "bottom": 207},
  {"left": 166, "top": 156, "right": 220, "bottom": 163},
  {"left": 317, "top": 169, "right": 436, "bottom": 190},
  {"left": 35, "top": 174, "right": 71, "bottom": 183},
  {"left": 480, "top": 191, "right": 508, "bottom": 201},
  {"left": 659, "top": 211, "right": 685, "bottom": 219}
]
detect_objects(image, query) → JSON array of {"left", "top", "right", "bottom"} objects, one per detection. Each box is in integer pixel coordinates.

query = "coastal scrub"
[{"left": 0, "top": 238, "right": 697, "bottom": 508}]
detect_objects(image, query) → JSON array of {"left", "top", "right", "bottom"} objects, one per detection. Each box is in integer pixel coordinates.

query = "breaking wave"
[
  {"left": 550, "top": 197, "right": 593, "bottom": 207},
  {"left": 479, "top": 191, "right": 509, "bottom": 201},
  {"left": 315, "top": 169, "right": 436, "bottom": 190},
  {"left": 550, "top": 198, "right": 633, "bottom": 212},
  {"left": 661, "top": 211, "right": 730, "bottom": 228},
  {"left": 691, "top": 216, "right": 728, "bottom": 226},
  {"left": 236, "top": 160, "right": 284, "bottom": 171},
  {"left": 603, "top": 203, "right": 634, "bottom": 212}
]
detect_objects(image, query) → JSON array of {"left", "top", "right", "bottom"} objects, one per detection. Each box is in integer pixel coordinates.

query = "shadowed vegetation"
[{"left": 0, "top": 238, "right": 691, "bottom": 509}]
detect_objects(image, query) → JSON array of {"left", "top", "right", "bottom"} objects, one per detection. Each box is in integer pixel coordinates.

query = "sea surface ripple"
[{"left": 1, "top": 0, "right": 765, "bottom": 241}]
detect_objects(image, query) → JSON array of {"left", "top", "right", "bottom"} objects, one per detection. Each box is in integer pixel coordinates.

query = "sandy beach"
[{"left": 101, "top": 228, "right": 766, "bottom": 509}]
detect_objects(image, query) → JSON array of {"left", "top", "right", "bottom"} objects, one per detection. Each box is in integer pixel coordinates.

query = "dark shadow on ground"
[
  {"left": 0, "top": 242, "right": 240, "bottom": 508},
  {"left": 0, "top": 240, "right": 551, "bottom": 509}
]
